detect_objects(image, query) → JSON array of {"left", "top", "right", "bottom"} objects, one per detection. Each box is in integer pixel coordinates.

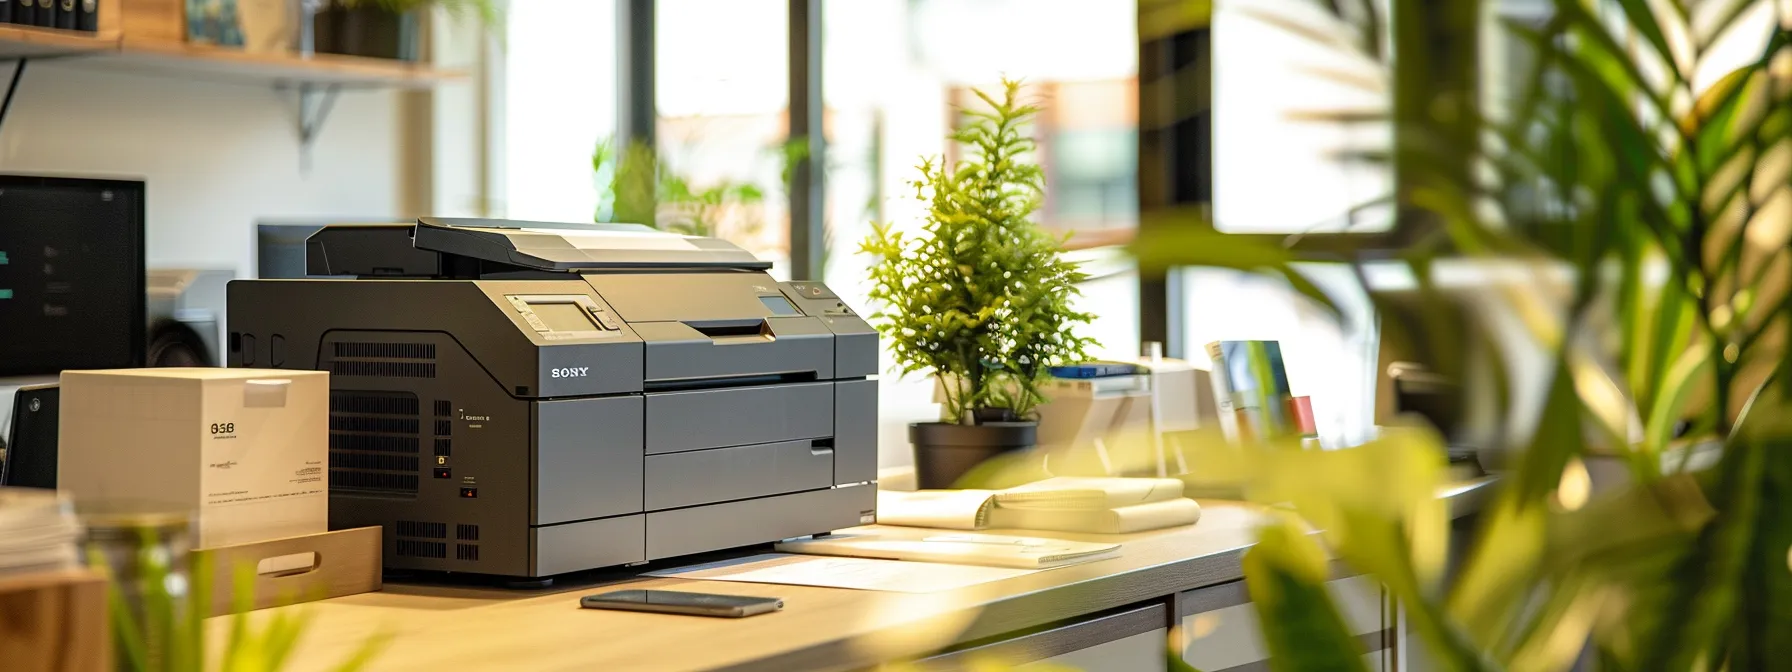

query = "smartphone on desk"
[{"left": 580, "top": 590, "right": 783, "bottom": 618}]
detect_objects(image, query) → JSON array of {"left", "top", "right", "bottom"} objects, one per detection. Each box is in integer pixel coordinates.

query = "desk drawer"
[
  {"left": 645, "top": 382, "right": 833, "bottom": 454},
  {"left": 645, "top": 440, "right": 834, "bottom": 510},
  {"left": 1180, "top": 575, "right": 1390, "bottom": 672},
  {"left": 917, "top": 604, "right": 1167, "bottom": 671}
]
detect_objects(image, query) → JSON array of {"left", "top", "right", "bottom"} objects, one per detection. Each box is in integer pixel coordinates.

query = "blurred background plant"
[
  {"left": 1133, "top": 0, "right": 1792, "bottom": 669},
  {"left": 590, "top": 136, "right": 812, "bottom": 245},
  {"left": 85, "top": 513, "right": 386, "bottom": 672}
]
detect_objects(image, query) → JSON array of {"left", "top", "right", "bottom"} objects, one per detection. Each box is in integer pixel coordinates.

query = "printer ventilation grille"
[
  {"left": 396, "top": 520, "right": 447, "bottom": 539},
  {"left": 329, "top": 391, "right": 424, "bottom": 496},
  {"left": 329, "top": 341, "right": 438, "bottom": 379},
  {"left": 395, "top": 540, "right": 447, "bottom": 559}
]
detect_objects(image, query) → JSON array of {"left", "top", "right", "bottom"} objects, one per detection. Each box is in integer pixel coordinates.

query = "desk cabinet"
[
  {"left": 918, "top": 604, "right": 1168, "bottom": 672},
  {"left": 1180, "top": 575, "right": 1395, "bottom": 672}
]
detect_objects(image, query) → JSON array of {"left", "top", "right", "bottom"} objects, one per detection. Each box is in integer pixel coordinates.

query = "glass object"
[{"left": 81, "top": 505, "right": 199, "bottom": 671}]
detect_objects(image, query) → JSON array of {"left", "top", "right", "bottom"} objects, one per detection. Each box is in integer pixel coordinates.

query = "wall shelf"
[
  {"left": 0, "top": 23, "right": 462, "bottom": 158},
  {"left": 0, "top": 26, "right": 461, "bottom": 88},
  {"left": 0, "top": 26, "right": 118, "bottom": 60},
  {"left": 108, "top": 38, "right": 463, "bottom": 88}
]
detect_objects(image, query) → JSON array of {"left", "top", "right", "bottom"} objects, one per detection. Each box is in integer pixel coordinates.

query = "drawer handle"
[{"left": 811, "top": 439, "right": 835, "bottom": 455}]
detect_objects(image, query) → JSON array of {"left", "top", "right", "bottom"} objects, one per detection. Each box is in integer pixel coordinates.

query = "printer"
[{"left": 226, "top": 218, "right": 878, "bottom": 579}]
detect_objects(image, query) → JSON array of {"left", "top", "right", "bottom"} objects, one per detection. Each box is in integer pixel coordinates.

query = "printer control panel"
[
  {"left": 505, "top": 294, "right": 621, "bottom": 340},
  {"left": 779, "top": 281, "right": 855, "bottom": 318}
]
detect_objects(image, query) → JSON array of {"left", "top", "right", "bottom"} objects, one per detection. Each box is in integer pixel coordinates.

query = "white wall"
[{"left": 0, "top": 62, "right": 405, "bottom": 275}]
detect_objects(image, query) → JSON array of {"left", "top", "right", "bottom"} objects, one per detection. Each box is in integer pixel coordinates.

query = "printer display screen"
[
  {"left": 531, "top": 302, "right": 598, "bottom": 332},
  {"left": 759, "top": 295, "right": 800, "bottom": 316}
]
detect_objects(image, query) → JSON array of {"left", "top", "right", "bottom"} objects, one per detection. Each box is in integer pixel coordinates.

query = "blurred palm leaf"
[{"left": 1137, "top": 0, "right": 1792, "bottom": 669}]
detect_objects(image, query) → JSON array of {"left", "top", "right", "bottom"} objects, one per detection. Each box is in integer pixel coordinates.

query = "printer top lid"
[
  {"left": 305, "top": 218, "right": 773, "bottom": 277},
  {"left": 416, "top": 218, "right": 771, "bottom": 272}
]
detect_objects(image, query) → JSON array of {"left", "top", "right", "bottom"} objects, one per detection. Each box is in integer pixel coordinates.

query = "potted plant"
[
  {"left": 310, "top": 0, "right": 498, "bottom": 61},
  {"left": 861, "top": 79, "right": 1097, "bottom": 489}
]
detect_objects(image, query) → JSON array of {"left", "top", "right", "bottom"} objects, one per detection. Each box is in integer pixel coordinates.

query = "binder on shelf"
[
  {"left": 32, "top": 0, "right": 51, "bottom": 27},
  {"left": 53, "top": 0, "right": 70, "bottom": 29},
  {"left": 0, "top": 0, "right": 11, "bottom": 25},
  {"left": 14, "top": 0, "right": 33, "bottom": 26},
  {"left": 75, "top": 0, "right": 93, "bottom": 31}
]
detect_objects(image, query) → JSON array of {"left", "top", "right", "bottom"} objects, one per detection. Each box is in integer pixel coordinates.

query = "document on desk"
[{"left": 643, "top": 553, "right": 1038, "bottom": 593}]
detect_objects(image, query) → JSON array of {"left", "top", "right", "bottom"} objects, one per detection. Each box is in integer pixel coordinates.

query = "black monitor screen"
[{"left": 0, "top": 177, "right": 146, "bottom": 376}]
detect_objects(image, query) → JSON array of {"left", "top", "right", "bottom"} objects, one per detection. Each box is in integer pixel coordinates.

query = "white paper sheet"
[{"left": 643, "top": 553, "right": 1038, "bottom": 593}]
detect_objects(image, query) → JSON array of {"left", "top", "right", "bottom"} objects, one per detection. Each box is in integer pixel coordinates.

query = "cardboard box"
[{"left": 58, "top": 368, "right": 327, "bottom": 547}]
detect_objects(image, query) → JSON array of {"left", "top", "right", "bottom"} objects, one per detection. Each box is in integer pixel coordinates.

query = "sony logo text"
[{"left": 550, "top": 367, "right": 590, "bottom": 379}]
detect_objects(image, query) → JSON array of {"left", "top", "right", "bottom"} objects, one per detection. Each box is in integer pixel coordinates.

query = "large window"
[
  {"left": 657, "top": 0, "right": 792, "bottom": 276},
  {"left": 823, "top": 0, "right": 1141, "bottom": 465},
  {"left": 498, "top": 0, "right": 1146, "bottom": 469},
  {"left": 1211, "top": 0, "right": 1392, "bottom": 234},
  {"left": 500, "top": 0, "right": 619, "bottom": 222}
]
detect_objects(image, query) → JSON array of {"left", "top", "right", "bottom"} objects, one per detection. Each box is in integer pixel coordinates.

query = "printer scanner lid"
[
  {"left": 306, "top": 217, "right": 771, "bottom": 276},
  {"left": 416, "top": 218, "right": 770, "bottom": 272}
]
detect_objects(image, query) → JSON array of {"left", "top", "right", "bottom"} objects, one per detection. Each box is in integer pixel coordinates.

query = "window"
[
  {"left": 657, "top": 0, "right": 792, "bottom": 276},
  {"left": 824, "top": 0, "right": 1141, "bottom": 464},
  {"left": 500, "top": 0, "right": 619, "bottom": 223}
]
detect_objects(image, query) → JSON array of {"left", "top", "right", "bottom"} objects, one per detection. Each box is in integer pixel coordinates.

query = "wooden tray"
[
  {"left": 0, "top": 568, "right": 109, "bottom": 672},
  {"left": 195, "top": 526, "right": 382, "bottom": 617}
]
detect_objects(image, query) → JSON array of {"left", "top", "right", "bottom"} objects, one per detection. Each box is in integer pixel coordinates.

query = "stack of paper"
[
  {"left": 878, "top": 477, "right": 1202, "bottom": 534},
  {"left": 0, "top": 488, "right": 81, "bottom": 575},
  {"left": 995, "top": 476, "right": 1185, "bottom": 509},
  {"left": 776, "top": 533, "right": 1120, "bottom": 569}
]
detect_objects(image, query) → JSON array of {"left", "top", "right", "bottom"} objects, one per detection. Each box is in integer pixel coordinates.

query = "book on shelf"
[
  {"left": 75, "top": 0, "right": 93, "bottom": 31},
  {"left": 13, "top": 0, "right": 34, "bottom": 27},
  {"left": 53, "top": 0, "right": 70, "bottom": 29},
  {"left": 32, "top": 0, "right": 51, "bottom": 28}
]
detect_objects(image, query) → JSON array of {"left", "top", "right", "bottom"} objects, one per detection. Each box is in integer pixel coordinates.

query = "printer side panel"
[{"left": 226, "top": 279, "right": 649, "bottom": 578}]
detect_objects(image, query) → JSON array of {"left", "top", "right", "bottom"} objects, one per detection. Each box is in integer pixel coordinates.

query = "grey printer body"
[{"left": 226, "top": 218, "right": 877, "bottom": 578}]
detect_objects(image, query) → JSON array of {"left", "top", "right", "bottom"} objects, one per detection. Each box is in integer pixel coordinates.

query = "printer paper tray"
[{"left": 645, "top": 382, "right": 834, "bottom": 454}]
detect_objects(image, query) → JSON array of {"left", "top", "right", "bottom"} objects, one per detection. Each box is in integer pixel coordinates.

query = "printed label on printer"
[
  {"left": 201, "top": 381, "right": 327, "bottom": 508},
  {"left": 550, "top": 367, "right": 590, "bottom": 378}
]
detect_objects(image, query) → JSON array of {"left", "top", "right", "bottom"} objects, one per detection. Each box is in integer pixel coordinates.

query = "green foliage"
[
  {"left": 591, "top": 137, "right": 774, "bottom": 241},
  {"left": 1139, "top": 0, "right": 1792, "bottom": 669},
  {"left": 859, "top": 80, "right": 1096, "bottom": 423},
  {"left": 92, "top": 531, "right": 387, "bottom": 672}
]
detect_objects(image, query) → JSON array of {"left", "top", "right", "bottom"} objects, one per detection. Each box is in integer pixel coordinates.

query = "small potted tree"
[{"left": 861, "top": 80, "right": 1097, "bottom": 489}]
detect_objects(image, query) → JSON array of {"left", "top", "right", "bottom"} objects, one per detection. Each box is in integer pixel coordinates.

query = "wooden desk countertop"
[{"left": 220, "top": 479, "right": 1499, "bottom": 672}]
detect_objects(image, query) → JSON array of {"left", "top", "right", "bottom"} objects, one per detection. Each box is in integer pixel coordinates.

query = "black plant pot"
[
  {"left": 311, "top": 3, "right": 418, "bottom": 61},
  {"left": 911, "top": 421, "right": 1038, "bottom": 490}
]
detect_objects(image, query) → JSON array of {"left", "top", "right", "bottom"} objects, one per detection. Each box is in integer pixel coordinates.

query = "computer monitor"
[
  {"left": 257, "top": 219, "right": 396, "bottom": 279},
  {"left": 0, "top": 176, "right": 146, "bottom": 376}
]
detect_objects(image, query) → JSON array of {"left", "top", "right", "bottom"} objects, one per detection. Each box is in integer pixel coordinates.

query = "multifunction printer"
[{"left": 227, "top": 218, "right": 877, "bottom": 579}]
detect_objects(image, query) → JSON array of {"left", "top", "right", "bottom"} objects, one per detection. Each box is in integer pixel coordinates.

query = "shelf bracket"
[
  {"left": 298, "top": 83, "right": 342, "bottom": 145},
  {"left": 293, "top": 82, "right": 341, "bottom": 169}
]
